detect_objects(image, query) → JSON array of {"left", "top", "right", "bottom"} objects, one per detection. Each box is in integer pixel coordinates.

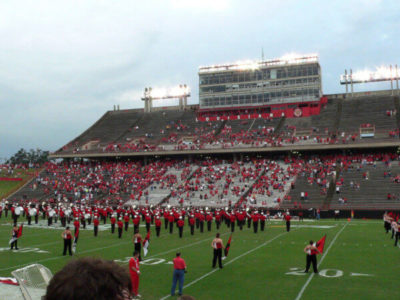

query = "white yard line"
[
  {"left": 294, "top": 223, "right": 348, "bottom": 300},
  {"left": 160, "top": 231, "right": 289, "bottom": 300}
]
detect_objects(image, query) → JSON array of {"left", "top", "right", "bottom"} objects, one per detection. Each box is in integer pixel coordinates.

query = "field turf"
[{"left": 0, "top": 216, "right": 398, "bottom": 300}]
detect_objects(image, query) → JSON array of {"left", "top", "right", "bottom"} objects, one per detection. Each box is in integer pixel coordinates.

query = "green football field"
[{"left": 0, "top": 215, "right": 398, "bottom": 300}]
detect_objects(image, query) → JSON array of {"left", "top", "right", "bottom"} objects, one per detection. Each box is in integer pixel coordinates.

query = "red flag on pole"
[
  {"left": 224, "top": 234, "right": 232, "bottom": 257},
  {"left": 17, "top": 224, "right": 23, "bottom": 238},
  {"left": 313, "top": 235, "right": 326, "bottom": 255}
]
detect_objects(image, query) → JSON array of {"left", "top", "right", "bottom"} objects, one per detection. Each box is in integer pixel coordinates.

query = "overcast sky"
[{"left": 1, "top": 0, "right": 399, "bottom": 160}]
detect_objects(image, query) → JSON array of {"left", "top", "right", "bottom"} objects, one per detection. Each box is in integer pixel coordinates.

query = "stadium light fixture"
[
  {"left": 198, "top": 53, "right": 319, "bottom": 73},
  {"left": 143, "top": 84, "right": 190, "bottom": 100},
  {"left": 340, "top": 64, "right": 399, "bottom": 97}
]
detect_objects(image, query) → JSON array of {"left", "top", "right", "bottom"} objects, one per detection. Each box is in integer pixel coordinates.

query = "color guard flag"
[
  {"left": 315, "top": 235, "right": 326, "bottom": 254},
  {"left": 143, "top": 231, "right": 150, "bottom": 257},
  {"left": 72, "top": 228, "right": 79, "bottom": 254},
  {"left": 224, "top": 234, "right": 232, "bottom": 257},
  {"left": 17, "top": 224, "right": 23, "bottom": 238}
]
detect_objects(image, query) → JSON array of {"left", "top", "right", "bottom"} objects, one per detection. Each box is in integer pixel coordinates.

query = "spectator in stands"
[{"left": 44, "top": 257, "right": 132, "bottom": 300}]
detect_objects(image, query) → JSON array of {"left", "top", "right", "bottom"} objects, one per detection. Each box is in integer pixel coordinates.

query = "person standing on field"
[
  {"left": 171, "top": 252, "right": 187, "bottom": 297},
  {"left": 133, "top": 229, "right": 142, "bottom": 261},
  {"left": 304, "top": 240, "right": 321, "bottom": 273},
  {"left": 62, "top": 226, "right": 72, "bottom": 256},
  {"left": 211, "top": 233, "right": 224, "bottom": 269},
  {"left": 129, "top": 250, "right": 141, "bottom": 298}
]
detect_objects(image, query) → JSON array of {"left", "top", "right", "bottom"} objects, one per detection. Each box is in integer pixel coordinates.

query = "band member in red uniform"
[
  {"left": 215, "top": 212, "right": 221, "bottom": 230},
  {"left": 155, "top": 216, "right": 162, "bottom": 237},
  {"left": 177, "top": 217, "right": 184, "bottom": 238},
  {"left": 124, "top": 214, "right": 130, "bottom": 232},
  {"left": 110, "top": 215, "right": 116, "bottom": 234},
  {"left": 117, "top": 218, "right": 124, "bottom": 238},
  {"left": 133, "top": 229, "right": 142, "bottom": 261},
  {"left": 237, "top": 211, "right": 245, "bottom": 230},
  {"left": 164, "top": 210, "right": 169, "bottom": 230},
  {"left": 62, "top": 226, "right": 72, "bottom": 256},
  {"left": 212, "top": 233, "right": 224, "bottom": 269},
  {"left": 129, "top": 250, "right": 141, "bottom": 298},
  {"left": 93, "top": 216, "right": 99, "bottom": 237},
  {"left": 284, "top": 212, "right": 291, "bottom": 232},
  {"left": 168, "top": 213, "right": 175, "bottom": 234},
  {"left": 133, "top": 214, "right": 140, "bottom": 233},
  {"left": 252, "top": 212, "right": 259, "bottom": 233},
  {"left": 206, "top": 213, "right": 213, "bottom": 231},
  {"left": 199, "top": 213, "right": 205, "bottom": 233},
  {"left": 73, "top": 218, "right": 80, "bottom": 241},
  {"left": 260, "top": 213, "right": 266, "bottom": 231},
  {"left": 145, "top": 214, "right": 151, "bottom": 233},
  {"left": 230, "top": 213, "right": 236, "bottom": 232},
  {"left": 189, "top": 215, "right": 195, "bottom": 235}
]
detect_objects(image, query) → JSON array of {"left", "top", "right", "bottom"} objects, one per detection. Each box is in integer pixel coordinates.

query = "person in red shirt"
[
  {"left": 117, "top": 218, "right": 124, "bottom": 238},
  {"left": 61, "top": 226, "right": 72, "bottom": 256},
  {"left": 123, "top": 214, "right": 130, "bottom": 232},
  {"left": 145, "top": 214, "right": 151, "bottom": 233},
  {"left": 215, "top": 212, "right": 221, "bottom": 230},
  {"left": 252, "top": 212, "right": 259, "bottom": 233},
  {"left": 168, "top": 213, "right": 175, "bottom": 234},
  {"left": 155, "top": 216, "right": 162, "bottom": 237},
  {"left": 110, "top": 215, "right": 116, "bottom": 234},
  {"left": 189, "top": 215, "right": 195, "bottom": 235},
  {"left": 284, "top": 211, "right": 292, "bottom": 232},
  {"left": 129, "top": 250, "right": 140, "bottom": 298},
  {"left": 170, "top": 252, "right": 186, "bottom": 297},
  {"left": 177, "top": 217, "right": 184, "bottom": 238},
  {"left": 230, "top": 213, "right": 236, "bottom": 233},
  {"left": 260, "top": 213, "right": 266, "bottom": 231},
  {"left": 198, "top": 213, "right": 205, "bottom": 233},
  {"left": 93, "top": 216, "right": 99, "bottom": 237},
  {"left": 73, "top": 218, "right": 80, "bottom": 239},
  {"left": 206, "top": 213, "right": 213, "bottom": 231},
  {"left": 133, "top": 214, "right": 140, "bottom": 233},
  {"left": 211, "top": 233, "right": 224, "bottom": 269}
]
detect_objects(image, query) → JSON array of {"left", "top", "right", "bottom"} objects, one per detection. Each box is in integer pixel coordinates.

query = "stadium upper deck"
[{"left": 51, "top": 90, "right": 400, "bottom": 159}]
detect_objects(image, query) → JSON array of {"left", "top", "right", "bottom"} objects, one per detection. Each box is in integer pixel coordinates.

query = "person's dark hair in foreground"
[{"left": 44, "top": 257, "right": 132, "bottom": 300}]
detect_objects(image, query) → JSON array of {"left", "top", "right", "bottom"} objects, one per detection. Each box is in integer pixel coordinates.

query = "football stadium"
[{"left": 1, "top": 2, "right": 400, "bottom": 300}]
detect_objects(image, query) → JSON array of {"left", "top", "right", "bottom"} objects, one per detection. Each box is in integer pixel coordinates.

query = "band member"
[
  {"left": 212, "top": 233, "right": 224, "bottom": 269},
  {"left": 215, "top": 212, "right": 221, "bottom": 230},
  {"left": 155, "top": 216, "right": 161, "bottom": 237},
  {"left": 133, "top": 229, "right": 142, "bottom": 261},
  {"left": 73, "top": 218, "right": 80, "bottom": 238},
  {"left": 93, "top": 216, "right": 99, "bottom": 237},
  {"left": 252, "top": 212, "right": 259, "bottom": 233},
  {"left": 129, "top": 250, "right": 141, "bottom": 298},
  {"left": 199, "top": 213, "right": 205, "bottom": 233},
  {"left": 62, "top": 226, "right": 72, "bottom": 256},
  {"left": 237, "top": 212, "right": 245, "bottom": 230},
  {"left": 227, "top": 213, "right": 234, "bottom": 232},
  {"left": 145, "top": 214, "right": 151, "bottom": 233},
  {"left": 284, "top": 212, "right": 291, "bottom": 232},
  {"left": 304, "top": 241, "right": 321, "bottom": 273},
  {"left": 169, "top": 213, "right": 175, "bottom": 234},
  {"left": 177, "top": 217, "right": 184, "bottom": 238},
  {"left": 10, "top": 225, "right": 19, "bottom": 250},
  {"left": 110, "top": 214, "right": 116, "bottom": 234},
  {"left": 133, "top": 214, "right": 140, "bottom": 233},
  {"left": 189, "top": 215, "right": 195, "bottom": 235},
  {"left": 117, "top": 218, "right": 124, "bottom": 238},
  {"left": 383, "top": 212, "right": 392, "bottom": 234},
  {"left": 260, "top": 213, "right": 266, "bottom": 231},
  {"left": 206, "top": 213, "right": 213, "bottom": 231},
  {"left": 124, "top": 214, "right": 130, "bottom": 232}
]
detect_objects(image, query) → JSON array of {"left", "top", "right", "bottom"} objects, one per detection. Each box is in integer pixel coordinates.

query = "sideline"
[
  {"left": 294, "top": 222, "right": 348, "bottom": 300},
  {"left": 160, "top": 231, "right": 289, "bottom": 300}
]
